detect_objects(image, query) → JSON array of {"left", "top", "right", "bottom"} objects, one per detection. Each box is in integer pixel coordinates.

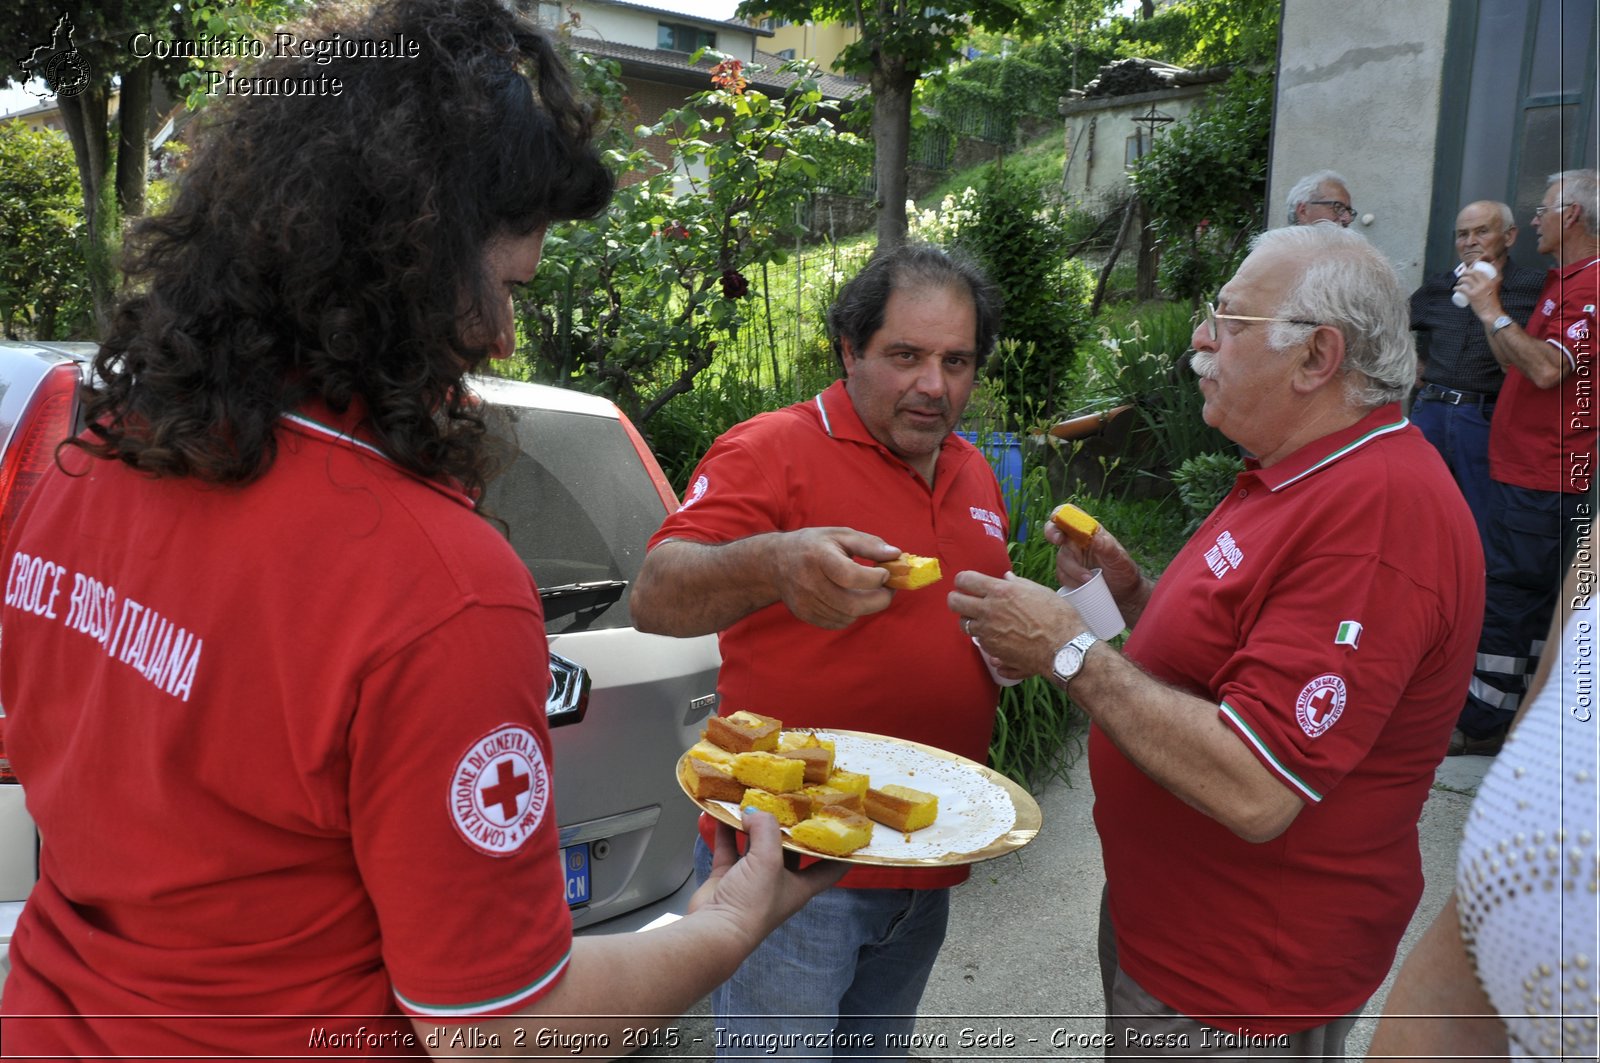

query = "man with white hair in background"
[
  {"left": 1285, "top": 170, "right": 1355, "bottom": 227},
  {"left": 950, "top": 225, "right": 1484, "bottom": 1060},
  {"left": 1408, "top": 200, "right": 1545, "bottom": 543},
  {"left": 1449, "top": 168, "right": 1600, "bottom": 755}
]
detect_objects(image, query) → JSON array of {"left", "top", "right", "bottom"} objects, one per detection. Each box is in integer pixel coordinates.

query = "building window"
[
  {"left": 1125, "top": 131, "right": 1149, "bottom": 168},
  {"left": 658, "top": 22, "right": 717, "bottom": 53},
  {"left": 776, "top": 48, "right": 796, "bottom": 60}
]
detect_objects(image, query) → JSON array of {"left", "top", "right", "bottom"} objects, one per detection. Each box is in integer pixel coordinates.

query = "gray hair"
[
  {"left": 1251, "top": 225, "right": 1415, "bottom": 408},
  {"left": 1551, "top": 169, "right": 1600, "bottom": 237},
  {"left": 1467, "top": 200, "right": 1515, "bottom": 230},
  {"left": 1285, "top": 170, "right": 1350, "bottom": 225}
]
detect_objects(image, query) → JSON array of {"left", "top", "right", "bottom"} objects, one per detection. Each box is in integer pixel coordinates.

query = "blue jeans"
[
  {"left": 693, "top": 837, "right": 950, "bottom": 1060},
  {"left": 1410, "top": 394, "right": 1495, "bottom": 544}
]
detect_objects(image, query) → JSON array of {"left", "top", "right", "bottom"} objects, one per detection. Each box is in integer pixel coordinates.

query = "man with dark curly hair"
[{"left": 0, "top": 0, "right": 841, "bottom": 1056}]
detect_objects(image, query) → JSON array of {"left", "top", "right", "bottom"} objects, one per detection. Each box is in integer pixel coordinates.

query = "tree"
[
  {"left": 0, "top": 3, "right": 304, "bottom": 324},
  {"left": 515, "top": 55, "right": 839, "bottom": 427},
  {"left": 1175, "top": 0, "right": 1279, "bottom": 69},
  {"left": 0, "top": 122, "right": 93, "bottom": 339},
  {"left": 1075, "top": 0, "right": 1280, "bottom": 72},
  {"left": 740, "top": 0, "right": 1048, "bottom": 252},
  {"left": 946, "top": 173, "right": 1095, "bottom": 415}
]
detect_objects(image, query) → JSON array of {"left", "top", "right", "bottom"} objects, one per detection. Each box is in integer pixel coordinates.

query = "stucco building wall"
[
  {"left": 1268, "top": 0, "right": 1452, "bottom": 287},
  {"left": 1061, "top": 84, "right": 1216, "bottom": 216}
]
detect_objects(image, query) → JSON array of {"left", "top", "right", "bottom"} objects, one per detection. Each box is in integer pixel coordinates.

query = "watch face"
[
  {"left": 1053, "top": 645, "right": 1084, "bottom": 680},
  {"left": 1053, "top": 632, "right": 1098, "bottom": 684}
]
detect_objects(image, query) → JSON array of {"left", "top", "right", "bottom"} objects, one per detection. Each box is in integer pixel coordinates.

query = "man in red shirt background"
[
  {"left": 950, "top": 224, "right": 1484, "bottom": 1060},
  {"left": 1452, "top": 168, "right": 1599, "bottom": 754}
]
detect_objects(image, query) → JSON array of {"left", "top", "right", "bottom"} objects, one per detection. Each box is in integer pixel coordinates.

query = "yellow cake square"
[
  {"left": 879, "top": 552, "right": 942, "bottom": 590},
  {"left": 732, "top": 750, "right": 806, "bottom": 793},
  {"left": 686, "top": 739, "right": 736, "bottom": 769},
  {"left": 824, "top": 768, "right": 870, "bottom": 796},
  {"left": 678, "top": 756, "right": 746, "bottom": 804},
  {"left": 863, "top": 784, "right": 938, "bottom": 833},
  {"left": 801, "top": 783, "right": 864, "bottom": 814},
  {"left": 705, "top": 710, "right": 782, "bottom": 753},
  {"left": 740, "top": 788, "right": 810, "bottom": 827},
  {"left": 789, "top": 806, "right": 873, "bottom": 857}
]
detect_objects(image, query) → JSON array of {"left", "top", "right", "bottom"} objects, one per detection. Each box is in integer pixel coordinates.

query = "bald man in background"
[{"left": 1408, "top": 200, "right": 1545, "bottom": 542}]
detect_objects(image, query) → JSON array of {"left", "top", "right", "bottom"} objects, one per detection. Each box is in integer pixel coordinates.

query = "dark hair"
[
  {"left": 826, "top": 244, "right": 1002, "bottom": 372},
  {"left": 74, "top": 0, "right": 613, "bottom": 498}
]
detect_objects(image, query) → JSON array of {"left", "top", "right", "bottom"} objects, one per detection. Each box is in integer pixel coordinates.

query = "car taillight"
[
  {"left": 0, "top": 362, "right": 80, "bottom": 784},
  {"left": 0, "top": 363, "right": 79, "bottom": 552},
  {"left": 615, "top": 403, "right": 680, "bottom": 514}
]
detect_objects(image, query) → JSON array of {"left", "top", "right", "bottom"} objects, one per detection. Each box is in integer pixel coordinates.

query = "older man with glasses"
[
  {"left": 949, "top": 224, "right": 1484, "bottom": 1061},
  {"left": 1285, "top": 170, "right": 1355, "bottom": 227}
]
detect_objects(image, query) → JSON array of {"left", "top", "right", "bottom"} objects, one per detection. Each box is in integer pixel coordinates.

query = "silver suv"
[{"left": 0, "top": 341, "right": 717, "bottom": 993}]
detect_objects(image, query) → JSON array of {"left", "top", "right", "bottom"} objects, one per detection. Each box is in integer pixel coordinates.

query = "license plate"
[{"left": 562, "top": 844, "right": 590, "bottom": 907}]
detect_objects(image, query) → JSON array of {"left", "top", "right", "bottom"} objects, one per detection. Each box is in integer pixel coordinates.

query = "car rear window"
[{"left": 482, "top": 404, "right": 667, "bottom": 634}]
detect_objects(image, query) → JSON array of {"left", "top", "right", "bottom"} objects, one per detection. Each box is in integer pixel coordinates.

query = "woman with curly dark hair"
[{"left": 0, "top": 1, "right": 840, "bottom": 1056}]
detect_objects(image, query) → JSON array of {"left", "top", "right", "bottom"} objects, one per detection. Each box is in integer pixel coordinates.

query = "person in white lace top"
[{"left": 1371, "top": 556, "right": 1598, "bottom": 1059}]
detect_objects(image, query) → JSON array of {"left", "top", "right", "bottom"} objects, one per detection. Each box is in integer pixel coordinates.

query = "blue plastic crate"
[{"left": 956, "top": 430, "right": 1026, "bottom": 539}]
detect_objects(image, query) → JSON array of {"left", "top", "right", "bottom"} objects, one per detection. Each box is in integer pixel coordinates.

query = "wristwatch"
[
  {"left": 1050, "top": 631, "right": 1100, "bottom": 689},
  {"left": 1491, "top": 314, "right": 1514, "bottom": 334}
]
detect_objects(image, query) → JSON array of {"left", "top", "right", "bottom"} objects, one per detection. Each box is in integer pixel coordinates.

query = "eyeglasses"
[
  {"left": 1307, "top": 200, "right": 1356, "bottom": 221},
  {"left": 1533, "top": 203, "right": 1568, "bottom": 218},
  {"left": 1199, "top": 302, "right": 1320, "bottom": 343}
]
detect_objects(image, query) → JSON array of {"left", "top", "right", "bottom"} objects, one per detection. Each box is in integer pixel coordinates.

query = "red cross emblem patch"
[
  {"left": 450, "top": 724, "right": 550, "bottom": 856},
  {"left": 1295, "top": 674, "right": 1347, "bottom": 738}
]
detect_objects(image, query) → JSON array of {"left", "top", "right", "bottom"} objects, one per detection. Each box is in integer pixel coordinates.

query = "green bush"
[
  {"left": 1172, "top": 450, "right": 1244, "bottom": 532},
  {"left": 1130, "top": 70, "right": 1273, "bottom": 302},
  {"left": 642, "top": 372, "right": 783, "bottom": 491},
  {"left": 644, "top": 331, "right": 841, "bottom": 494},
  {"left": 948, "top": 171, "right": 1096, "bottom": 427},
  {"left": 1069, "top": 0, "right": 1281, "bottom": 71},
  {"left": 919, "top": 41, "right": 1078, "bottom": 153},
  {"left": 0, "top": 122, "right": 94, "bottom": 339},
  {"left": 989, "top": 461, "right": 1081, "bottom": 790},
  {"left": 1071, "top": 301, "right": 1227, "bottom": 471},
  {"left": 807, "top": 128, "right": 874, "bottom": 197},
  {"left": 512, "top": 54, "right": 843, "bottom": 428}
]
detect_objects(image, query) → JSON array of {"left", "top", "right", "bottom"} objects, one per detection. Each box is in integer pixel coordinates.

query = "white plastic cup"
[
  {"left": 971, "top": 637, "right": 1023, "bottom": 687},
  {"left": 1057, "top": 568, "right": 1127, "bottom": 640},
  {"left": 1451, "top": 260, "right": 1497, "bottom": 308}
]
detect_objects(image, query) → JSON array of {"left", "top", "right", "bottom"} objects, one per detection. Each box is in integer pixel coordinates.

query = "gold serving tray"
[{"left": 676, "top": 728, "right": 1041, "bottom": 867}]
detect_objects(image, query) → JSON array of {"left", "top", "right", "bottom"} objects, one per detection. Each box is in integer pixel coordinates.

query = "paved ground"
[{"left": 663, "top": 753, "right": 1492, "bottom": 1061}]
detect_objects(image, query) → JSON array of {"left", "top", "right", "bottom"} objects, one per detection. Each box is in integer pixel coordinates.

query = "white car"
[{"left": 0, "top": 342, "right": 717, "bottom": 996}]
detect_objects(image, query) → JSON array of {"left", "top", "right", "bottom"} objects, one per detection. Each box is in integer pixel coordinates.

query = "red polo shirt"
[
  {"left": 1, "top": 406, "right": 572, "bottom": 1056},
  {"left": 1094, "top": 405, "right": 1484, "bottom": 1034},
  {"left": 650, "top": 381, "right": 1012, "bottom": 889},
  {"left": 1489, "top": 255, "right": 1599, "bottom": 493}
]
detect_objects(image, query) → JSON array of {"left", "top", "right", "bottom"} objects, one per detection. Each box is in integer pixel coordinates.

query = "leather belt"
[{"left": 1418, "top": 384, "right": 1495, "bottom": 407}]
